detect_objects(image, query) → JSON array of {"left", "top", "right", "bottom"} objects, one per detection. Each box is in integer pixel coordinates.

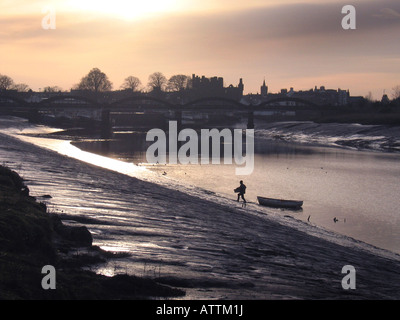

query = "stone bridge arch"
[
  {"left": 0, "top": 94, "right": 28, "bottom": 107},
  {"left": 36, "top": 95, "right": 100, "bottom": 108}
]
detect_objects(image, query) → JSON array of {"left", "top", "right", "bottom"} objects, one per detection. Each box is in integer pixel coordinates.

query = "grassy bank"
[{"left": 0, "top": 165, "right": 184, "bottom": 300}]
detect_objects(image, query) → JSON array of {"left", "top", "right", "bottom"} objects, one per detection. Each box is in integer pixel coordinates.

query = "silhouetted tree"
[
  {"left": 43, "top": 86, "right": 63, "bottom": 93},
  {"left": 121, "top": 76, "right": 142, "bottom": 92},
  {"left": 0, "top": 74, "right": 14, "bottom": 90},
  {"left": 75, "top": 68, "right": 113, "bottom": 93},
  {"left": 147, "top": 72, "right": 167, "bottom": 92},
  {"left": 12, "top": 83, "right": 31, "bottom": 92},
  {"left": 364, "top": 91, "right": 374, "bottom": 103},
  {"left": 392, "top": 85, "right": 400, "bottom": 100},
  {"left": 167, "top": 74, "right": 190, "bottom": 92}
]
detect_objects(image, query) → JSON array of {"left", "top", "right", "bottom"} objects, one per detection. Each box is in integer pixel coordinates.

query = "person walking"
[{"left": 235, "top": 180, "right": 247, "bottom": 203}]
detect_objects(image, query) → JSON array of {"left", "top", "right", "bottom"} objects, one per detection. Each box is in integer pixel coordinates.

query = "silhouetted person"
[{"left": 236, "top": 180, "right": 247, "bottom": 203}]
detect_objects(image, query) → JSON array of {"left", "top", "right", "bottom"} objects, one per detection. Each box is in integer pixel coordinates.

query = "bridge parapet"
[
  {"left": 1, "top": 92, "right": 320, "bottom": 110},
  {"left": 1, "top": 93, "right": 322, "bottom": 130}
]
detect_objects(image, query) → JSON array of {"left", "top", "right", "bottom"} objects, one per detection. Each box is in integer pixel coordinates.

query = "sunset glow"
[
  {"left": 1, "top": 0, "right": 400, "bottom": 304},
  {"left": 66, "top": 0, "right": 182, "bottom": 20},
  {"left": 0, "top": 0, "right": 399, "bottom": 98}
]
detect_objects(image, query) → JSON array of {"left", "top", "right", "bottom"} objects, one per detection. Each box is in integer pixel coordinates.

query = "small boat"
[{"left": 257, "top": 196, "right": 303, "bottom": 209}]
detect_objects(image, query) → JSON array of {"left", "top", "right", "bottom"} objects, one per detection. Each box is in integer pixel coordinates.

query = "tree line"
[
  {"left": 0, "top": 68, "right": 192, "bottom": 94},
  {"left": 2, "top": 68, "right": 400, "bottom": 101}
]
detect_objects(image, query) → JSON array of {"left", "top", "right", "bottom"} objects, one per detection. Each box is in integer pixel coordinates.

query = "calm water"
[
  {"left": 1, "top": 116, "right": 400, "bottom": 299},
  {"left": 71, "top": 126, "right": 400, "bottom": 255},
  {"left": 153, "top": 147, "right": 400, "bottom": 253}
]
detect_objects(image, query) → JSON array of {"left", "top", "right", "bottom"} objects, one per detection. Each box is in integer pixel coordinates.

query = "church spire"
[{"left": 261, "top": 77, "right": 268, "bottom": 96}]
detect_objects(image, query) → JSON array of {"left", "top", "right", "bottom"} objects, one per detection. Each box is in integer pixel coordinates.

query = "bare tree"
[
  {"left": 392, "top": 85, "right": 400, "bottom": 100},
  {"left": 121, "top": 76, "right": 142, "bottom": 92},
  {"left": 364, "top": 91, "right": 374, "bottom": 102},
  {"left": 147, "top": 72, "right": 167, "bottom": 92},
  {"left": 12, "top": 83, "right": 31, "bottom": 92},
  {"left": 75, "top": 68, "right": 113, "bottom": 93},
  {"left": 0, "top": 74, "right": 15, "bottom": 90},
  {"left": 43, "top": 86, "right": 63, "bottom": 93},
  {"left": 167, "top": 74, "right": 190, "bottom": 92}
]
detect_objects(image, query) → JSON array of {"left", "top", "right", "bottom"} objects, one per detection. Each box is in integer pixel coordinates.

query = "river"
[
  {"left": 1, "top": 116, "right": 400, "bottom": 299},
  {"left": 72, "top": 120, "right": 400, "bottom": 255}
]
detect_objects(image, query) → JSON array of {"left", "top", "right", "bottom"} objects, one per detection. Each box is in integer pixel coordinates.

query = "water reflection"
[
  {"left": 2, "top": 117, "right": 399, "bottom": 255},
  {"left": 72, "top": 130, "right": 330, "bottom": 165},
  {"left": 72, "top": 130, "right": 400, "bottom": 166},
  {"left": 69, "top": 130, "right": 398, "bottom": 256},
  {"left": 72, "top": 132, "right": 148, "bottom": 163},
  {"left": 11, "top": 133, "right": 149, "bottom": 179}
]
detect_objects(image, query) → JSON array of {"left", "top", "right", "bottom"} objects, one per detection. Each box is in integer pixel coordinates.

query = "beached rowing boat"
[{"left": 257, "top": 196, "right": 303, "bottom": 209}]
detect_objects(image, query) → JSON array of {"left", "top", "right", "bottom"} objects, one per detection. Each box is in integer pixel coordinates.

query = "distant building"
[
  {"left": 381, "top": 94, "right": 390, "bottom": 105},
  {"left": 243, "top": 80, "right": 351, "bottom": 107},
  {"left": 338, "top": 89, "right": 350, "bottom": 106},
  {"left": 260, "top": 79, "right": 268, "bottom": 97},
  {"left": 189, "top": 74, "right": 244, "bottom": 100},
  {"left": 349, "top": 96, "right": 365, "bottom": 107},
  {"left": 192, "top": 74, "right": 223, "bottom": 92}
]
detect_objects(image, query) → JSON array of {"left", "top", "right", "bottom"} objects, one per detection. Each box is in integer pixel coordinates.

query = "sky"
[{"left": 1, "top": 0, "right": 400, "bottom": 99}]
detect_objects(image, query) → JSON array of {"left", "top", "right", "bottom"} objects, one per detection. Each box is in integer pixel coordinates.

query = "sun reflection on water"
[{"left": 11, "top": 133, "right": 150, "bottom": 180}]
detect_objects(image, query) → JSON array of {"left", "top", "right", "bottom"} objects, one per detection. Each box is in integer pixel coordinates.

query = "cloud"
[
  {"left": 373, "top": 8, "right": 400, "bottom": 20},
  {"left": 1, "top": 0, "right": 399, "bottom": 95},
  {"left": 3, "top": 1, "right": 400, "bottom": 48},
  {"left": 146, "top": 0, "right": 400, "bottom": 52}
]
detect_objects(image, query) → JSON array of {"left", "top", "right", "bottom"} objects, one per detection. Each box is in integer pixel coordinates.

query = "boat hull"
[{"left": 257, "top": 196, "right": 303, "bottom": 209}]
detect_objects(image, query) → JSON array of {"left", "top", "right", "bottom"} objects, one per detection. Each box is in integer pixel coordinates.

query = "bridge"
[
  {"left": 0, "top": 93, "right": 320, "bottom": 109},
  {"left": 0, "top": 93, "right": 322, "bottom": 130}
]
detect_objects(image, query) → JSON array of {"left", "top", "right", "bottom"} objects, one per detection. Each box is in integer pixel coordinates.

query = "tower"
[
  {"left": 238, "top": 78, "right": 244, "bottom": 96},
  {"left": 261, "top": 78, "right": 268, "bottom": 96}
]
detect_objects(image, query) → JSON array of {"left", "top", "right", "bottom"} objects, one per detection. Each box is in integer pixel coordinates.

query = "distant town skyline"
[{"left": 1, "top": 0, "right": 400, "bottom": 100}]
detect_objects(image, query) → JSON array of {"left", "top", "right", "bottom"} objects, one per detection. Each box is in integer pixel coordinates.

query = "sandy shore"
[{"left": 1, "top": 126, "right": 400, "bottom": 299}]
